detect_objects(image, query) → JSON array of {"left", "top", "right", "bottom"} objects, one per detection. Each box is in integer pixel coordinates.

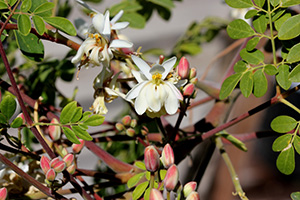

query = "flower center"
[
  {"left": 152, "top": 73, "right": 163, "bottom": 85},
  {"left": 89, "top": 33, "right": 105, "bottom": 47}
]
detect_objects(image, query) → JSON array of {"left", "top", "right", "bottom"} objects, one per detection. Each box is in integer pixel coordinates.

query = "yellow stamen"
[{"left": 152, "top": 73, "right": 162, "bottom": 80}]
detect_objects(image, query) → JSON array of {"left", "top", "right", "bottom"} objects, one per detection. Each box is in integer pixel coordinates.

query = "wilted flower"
[
  {"left": 164, "top": 164, "right": 179, "bottom": 191},
  {"left": 160, "top": 143, "right": 174, "bottom": 169},
  {"left": 144, "top": 146, "right": 160, "bottom": 172},
  {"left": 125, "top": 55, "right": 183, "bottom": 118},
  {"left": 183, "top": 181, "right": 197, "bottom": 197},
  {"left": 149, "top": 188, "right": 164, "bottom": 200},
  {"left": 0, "top": 187, "right": 7, "bottom": 200},
  {"left": 48, "top": 118, "right": 61, "bottom": 141}
]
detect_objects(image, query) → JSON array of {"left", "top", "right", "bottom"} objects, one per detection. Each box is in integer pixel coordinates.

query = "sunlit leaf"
[
  {"left": 278, "top": 14, "right": 300, "bottom": 40},
  {"left": 293, "top": 136, "right": 300, "bottom": 155},
  {"left": 275, "top": 13, "right": 291, "bottom": 32},
  {"left": 133, "top": 181, "right": 149, "bottom": 200},
  {"left": 227, "top": 19, "right": 256, "bottom": 39},
  {"left": 264, "top": 64, "right": 278, "bottom": 75},
  {"left": 289, "top": 64, "right": 300, "bottom": 82},
  {"left": 287, "top": 43, "right": 300, "bottom": 63},
  {"left": 70, "top": 107, "right": 82, "bottom": 123},
  {"left": 11, "top": 117, "right": 23, "bottom": 128},
  {"left": 127, "top": 172, "right": 145, "bottom": 188},
  {"left": 291, "top": 192, "right": 300, "bottom": 200},
  {"left": 32, "top": 15, "right": 46, "bottom": 35},
  {"left": 60, "top": 101, "right": 77, "bottom": 124},
  {"left": 71, "top": 125, "right": 93, "bottom": 141},
  {"left": 62, "top": 127, "right": 80, "bottom": 144},
  {"left": 83, "top": 114, "right": 105, "bottom": 126},
  {"left": 246, "top": 37, "right": 260, "bottom": 51},
  {"left": 271, "top": 115, "right": 297, "bottom": 133},
  {"left": 33, "top": 2, "right": 54, "bottom": 14},
  {"left": 21, "top": 0, "right": 31, "bottom": 12},
  {"left": 234, "top": 60, "right": 248, "bottom": 73},
  {"left": 272, "top": 134, "right": 292, "bottom": 152},
  {"left": 121, "top": 13, "right": 145, "bottom": 29},
  {"left": 245, "top": 9, "right": 258, "bottom": 19},
  {"left": 253, "top": 14, "right": 267, "bottom": 34},
  {"left": 254, "top": 0, "right": 265, "bottom": 7},
  {"left": 43, "top": 17, "right": 76, "bottom": 36},
  {"left": 281, "top": 0, "right": 300, "bottom": 7}
]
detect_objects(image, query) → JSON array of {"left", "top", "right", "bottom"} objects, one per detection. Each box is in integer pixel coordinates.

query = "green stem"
[
  {"left": 167, "top": 191, "right": 171, "bottom": 200},
  {"left": 267, "top": 0, "right": 277, "bottom": 66},
  {"left": 279, "top": 98, "right": 300, "bottom": 114},
  {"left": 215, "top": 137, "right": 249, "bottom": 200},
  {"left": 149, "top": 172, "right": 155, "bottom": 191}
]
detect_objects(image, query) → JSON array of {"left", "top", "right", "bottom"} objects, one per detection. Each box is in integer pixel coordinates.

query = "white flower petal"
[
  {"left": 132, "top": 70, "right": 147, "bottom": 83},
  {"left": 161, "top": 57, "right": 177, "bottom": 79},
  {"left": 110, "top": 39, "right": 133, "bottom": 48},
  {"left": 90, "top": 47, "right": 101, "bottom": 65},
  {"left": 111, "top": 22, "right": 130, "bottom": 30},
  {"left": 99, "top": 45, "right": 112, "bottom": 67},
  {"left": 71, "top": 43, "right": 85, "bottom": 63},
  {"left": 146, "top": 84, "right": 161, "bottom": 112},
  {"left": 131, "top": 55, "right": 152, "bottom": 80},
  {"left": 102, "top": 10, "right": 111, "bottom": 40},
  {"left": 92, "top": 13, "right": 105, "bottom": 34},
  {"left": 135, "top": 86, "right": 148, "bottom": 115},
  {"left": 164, "top": 85, "right": 179, "bottom": 115},
  {"left": 166, "top": 82, "right": 183, "bottom": 100},
  {"left": 111, "top": 10, "right": 123, "bottom": 24},
  {"left": 125, "top": 81, "right": 148, "bottom": 100}
]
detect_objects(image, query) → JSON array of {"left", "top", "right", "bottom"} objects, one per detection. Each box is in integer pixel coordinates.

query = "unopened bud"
[
  {"left": 49, "top": 118, "right": 61, "bottom": 141},
  {"left": 46, "top": 168, "right": 56, "bottom": 182},
  {"left": 183, "top": 83, "right": 195, "bottom": 97},
  {"left": 186, "top": 191, "right": 200, "bottom": 200},
  {"left": 122, "top": 115, "right": 132, "bottom": 126},
  {"left": 115, "top": 123, "right": 125, "bottom": 131},
  {"left": 178, "top": 57, "right": 190, "bottom": 79},
  {"left": 0, "top": 187, "right": 7, "bottom": 200},
  {"left": 16, "top": 113, "right": 25, "bottom": 124},
  {"left": 130, "top": 119, "right": 137, "bottom": 128},
  {"left": 159, "top": 55, "right": 165, "bottom": 65},
  {"left": 189, "top": 68, "right": 197, "bottom": 79},
  {"left": 40, "top": 156, "right": 50, "bottom": 174},
  {"left": 72, "top": 139, "right": 85, "bottom": 154},
  {"left": 53, "top": 161, "right": 66, "bottom": 173},
  {"left": 164, "top": 164, "right": 179, "bottom": 191},
  {"left": 126, "top": 128, "right": 135, "bottom": 137},
  {"left": 149, "top": 188, "right": 164, "bottom": 200},
  {"left": 61, "top": 147, "right": 68, "bottom": 157},
  {"left": 141, "top": 126, "right": 149, "bottom": 136},
  {"left": 50, "top": 157, "right": 60, "bottom": 168},
  {"left": 190, "top": 77, "right": 198, "bottom": 85},
  {"left": 67, "top": 164, "right": 76, "bottom": 174},
  {"left": 160, "top": 143, "right": 174, "bottom": 169},
  {"left": 63, "top": 154, "right": 74, "bottom": 167},
  {"left": 144, "top": 146, "right": 160, "bottom": 172},
  {"left": 183, "top": 181, "right": 197, "bottom": 197}
]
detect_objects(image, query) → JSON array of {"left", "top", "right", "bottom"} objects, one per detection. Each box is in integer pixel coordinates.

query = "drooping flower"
[{"left": 125, "top": 55, "right": 183, "bottom": 117}]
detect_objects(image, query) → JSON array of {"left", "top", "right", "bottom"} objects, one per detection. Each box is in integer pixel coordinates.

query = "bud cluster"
[{"left": 115, "top": 115, "right": 137, "bottom": 137}]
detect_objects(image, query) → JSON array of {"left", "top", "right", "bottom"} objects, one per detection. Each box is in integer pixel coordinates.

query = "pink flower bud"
[
  {"left": 63, "top": 154, "right": 74, "bottom": 167},
  {"left": 49, "top": 118, "right": 61, "bottom": 141},
  {"left": 130, "top": 119, "right": 137, "bottom": 128},
  {"left": 149, "top": 188, "right": 164, "bottom": 200},
  {"left": 0, "top": 187, "right": 7, "bottom": 200},
  {"left": 16, "top": 113, "right": 25, "bottom": 124},
  {"left": 183, "top": 181, "right": 197, "bottom": 197},
  {"left": 66, "top": 164, "right": 76, "bottom": 174},
  {"left": 122, "top": 115, "right": 132, "bottom": 126},
  {"left": 126, "top": 128, "right": 135, "bottom": 137},
  {"left": 46, "top": 168, "right": 56, "bottom": 181},
  {"left": 190, "top": 77, "right": 198, "bottom": 85},
  {"left": 50, "top": 157, "right": 60, "bottom": 168},
  {"left": 144, "top": 146, "right": 160, "bottom": 172},
  {"left": 72, "top": 139, "right": 85, "bottom": 154},
  {"left": 186, "top": 191, "right": 200, "bottom": 200},
  {"left": 164, "top": 164, "right": 179, "bottom": 191},
  {"left": 115, "top": 123, "right": 124, "bottom": 131},
  {"left": 178, "top": 57, "right": 190, "bottom": 79},
  {"left": 189, "top": 68, "right": 197, "bottom": 79},
  {"left": 160, "top": 143, "right": 174, "bottom": 169},
  {"left": 40, "top": 156, "right": 50, "bottom": 174},
  {"left": 183, "top": 83, "right": 195, "bottom": 97},
  {"left": 53, "top": 161, "right": 66, "bottom": 173}
]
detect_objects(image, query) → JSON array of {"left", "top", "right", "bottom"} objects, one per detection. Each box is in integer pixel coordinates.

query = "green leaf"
[
  {"left": 127, "top": 172, "right": 145, "bottom": 188},
  {"left": 271, "top": 9, "right": 286, "bottom": 22},
  {"left": 178, "top": 43, "right": 201, "bottom": 55},
  {"left": 253, "top": 69, "right": 267, "bottom": 97},
  {"left": 78, "top": 124, "right": 88, "bottom": 130},
  {"left": 240, "top": 71, "right": 253, "bottom": 97},
  {"left": 225, "top": 0, "right": 253, "bottom": 8},
  {"left": 80, "top": 111, "right": 92, "bottom": 122},
  {"left": 9, "top": 0, "right": 17, "bottom": 6},
  {"left": 71, "top": 125, "right": 93, "bottom": 141},
  {"left": 227, "top": 19, "right": 256, "bottom": 39},
  {"left": 275, "top": 13, "right": 291, "bottom": 32},
  {"left": 14, "top": 31, "right": 44, "bottom": 61},
  {"left": 287, "top": 43, "right": 300, "bottom": 63},
  {"left": 272, "top": 134, "right": 293, "bottom": 152},
  {"left": 159, "top": 169, "right": 167, "bottom": 180},
  {"left": 245, "top": 9, "right": 258, "bottom": 19},
  {"left": 43, "top": 17, "right": 76, "bottom": 36},
  {"left": 240, "top": 48, "right": 264, "bottom": 65},
  {"left": 270, "top": 0, "right": 280, "bottom": 6},
  {"left": 133, "top": 181, "right": 149, "bottom": 200},
  {"left": 293, "top": 136, "right": 300, "bottom": 155},
  {"left": 33, "top": 2, "right": 54, "bottom": 14},
  {"left": 219, "top": 73, "right": 243, "bottom": 100},
  {"left": 17, "top": 15, "right": 31, "bottom": 36},
  {"left": 271, "top": 115, "right": 297, "bottom": 133},
  {"left": 291, "top": 192, "right": 300, "bottom": 200},
  {"left": 264, "top": 64, "right": 278, "bottom": 75},
  {"left": 234, "top": 60, "right": 248, "bottom": 73},
  {"left": 278, "top": 14, "right": 300, "bottom": 40},
  {"left": 0, "top": 95, "right": 16, "bottom": 120},
  {"left": 253, "top": 14, "right": 267, "bottom": 34},
  {"left": 148, "top": 0, "right": 174, "bottom": 9},
  {"left": 289, "top": 64, "right": 300, "bottom": 82},
  {"left": 60, "top": 101, "right": 77, "bottom": 124},
  {"left": 32, "top": 15, "right": 46, "bottom": 35},
  {"left": 246, "top": 37, "right": 260, "bottom": 51},
  {"left": 121, "top": 13, "right": 146, "bottom": 29},
  {"left": 0, "top": 1, "right": 7, "bottom": 10},
  {"left": 144, "top": 188, "right": 150, "bottom": 200},
  {"left": 281, "top": 0, "right": 300, "bottom": 7},
  {"left": 254, "top": 0, "right": 265, "bottom": 7},
  {"left": 83, "top": 114, "right": 105, "bottom": 126},
  {"left": 0, "top": 113, "right": 7, "bottom": 124},
  {"left": 109, "top": 1, "right": 142, "bottom": 16},
  {"left": 70, "top": 107, "right": 82, "bottom": 123},
  {"left": 11, "top": 117, "right": 23, "bottom": 128},
  {"left": 21, "top": 0, "right": 31, "bottom": 12},
  {"left": 276, "top": 145, "right": 295, "bottom": 175},
  {"left": 134, "top": 161, "right": 146, "bottom": 170},
  {"left": 276, "top": 65, "right": 292, "bottom": 90},
  {"left": 62, "top": 127, "right": 80, "bottom": 144}
]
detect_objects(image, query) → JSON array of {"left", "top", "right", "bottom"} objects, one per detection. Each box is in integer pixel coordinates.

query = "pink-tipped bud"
[
  {"left": 189, "top": 68, "right": 197, "bottom": 79},
  {"left": 66, "top": 164, "right": 76, "bottom": 174},
  {"left": 144, "top": 146, "right": 160, "bottom": 172},
  {"left": 141, "top": 126, "right": 149, "bottom": 135},
  {"left": 49, "top": 118, "right": 61, "bottom": 141},
  {"left": 50, "top": 157, "right": 60, "bottom": 168},
  {"left": 160, "top": 144, "right": 174, "bottom": 169},
  {"left": 183, "top": 83, "right": 195, "bottom": 97},
  {"left": 40, "top": 156, "right": 50, "bottom": 174},
  {"left": 164, "top": 164, "right": 179, "bottom": 191},
  {"left": 130, "top": 119, "right": 137, "bottom": 128},
  {"left": 186, "top": 191, "right": 200, "bottom": 200},
  {"left": 46, "top": 168, "right": 56, "bottom": 182},
  {"left": 183, "top": 181, "right": 197, "bottom": 197},
  {"left": 122, "top": 115, "right": 132, "bottom": 126},
  {"left": 178, "top": 57, "right": 190, "bottom": 79},
  {"left": 63, "top": 154, "right": 74, "bottom": 167},
  {"left": 53, "top": 161, "right": 66, "bottom": 173},
  {"left": 149, "top": 188, "right": 164, "bottom": 200},
  {"left": 115, "top": 123, "right": 125, "bottom": 131},
  {"left": 0, "top": 187, "right": 7, "bottom": 200},
  {"left": 72, "top": 139, "right": 85, "bottom": 154},
  {"left": 190, "top": 77, "right": 198, "bottom": 85},
  {"left": 126, "top": 128, "right": 135, "bottom": 137},
  {"left": 16, "top": 113, "right": 25, "bottom": 124}
]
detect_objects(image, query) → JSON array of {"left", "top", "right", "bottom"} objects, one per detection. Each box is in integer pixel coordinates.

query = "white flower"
[{"left": 125, "top": 55, "right": 183, "bottom": 117}]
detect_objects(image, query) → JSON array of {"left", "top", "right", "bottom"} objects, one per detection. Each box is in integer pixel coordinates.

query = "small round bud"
[
  {"left": 115, "top": 123, "right": 125, "bottom": 131},
  {"left": 183, "top": 83, "right": 195, "bottom": 97},
  {"left": 40, "top": 156, "right": 50, "bottom": 174},
  {"left": 126, "top": 128, "right": 136, "bottom": 137},
  {"left": 63, "top": 154, "right": 74, "bottom": 167},
  {"left": 130, "top": 119, "right": 137, "bottom": 128},
  {"left": 186, "top": 191, "right": 200, "bottom": 200},
  {"left": 189, "top": 68, "right": 197, "bottom": 79},
  {"left": 122, "top": 115, "right": 132, "bottom": 126},
  {"left": 48, "top": 118, "right": 61, "bottom": 141},
  {"left": 72, "top": 139, "right": 85, "bottom": 154},
  {"left": 190, "top": 77, "right": 198, "bottom": 85},
  {"left": 183, "top": 181, "right": 197, "bottom": 197}
]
